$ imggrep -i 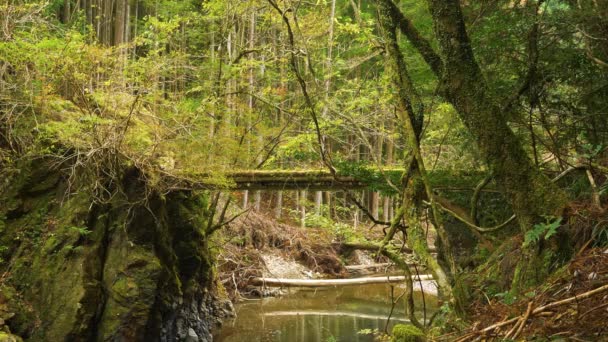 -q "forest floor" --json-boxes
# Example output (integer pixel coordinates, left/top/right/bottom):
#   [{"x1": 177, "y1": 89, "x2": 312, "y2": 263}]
[
  {"x1": 450, "y1": 247, "x2": 608, "y2": 341},
  {"x1": 452, "y1": 202, "x2": 608, "y2": 341}
]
